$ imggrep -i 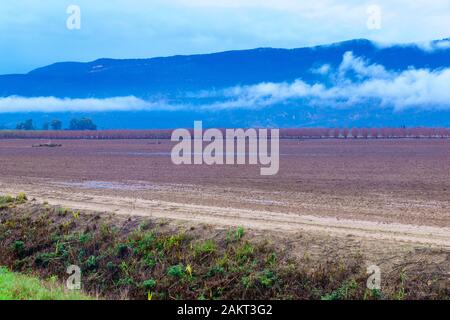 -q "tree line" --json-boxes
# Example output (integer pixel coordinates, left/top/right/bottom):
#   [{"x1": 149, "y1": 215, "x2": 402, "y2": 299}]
[
  {"x1": 1, "y1": 127, "x2": 449, "y2": 140},
  {"x1": 15, "y1": 118, "x2": 97, "y2": 131}
]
